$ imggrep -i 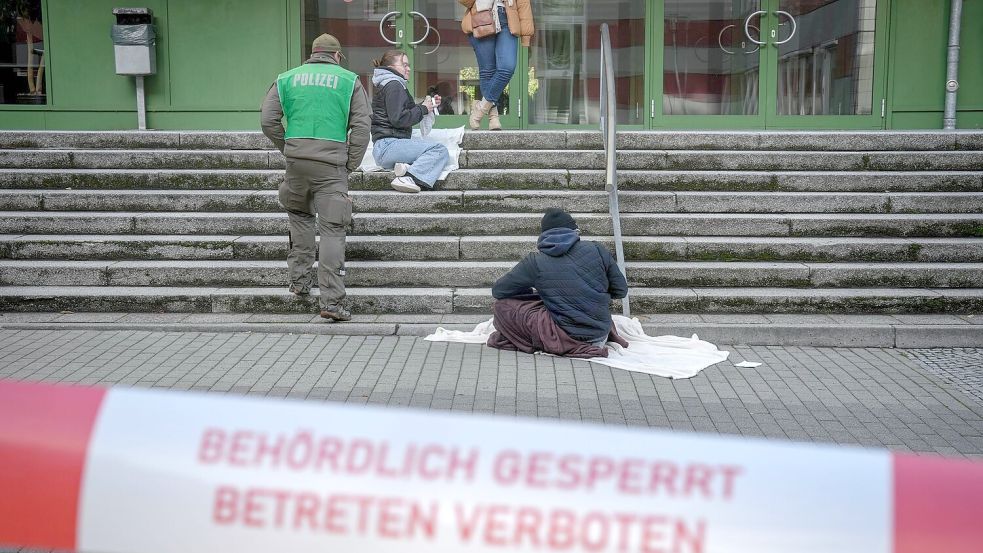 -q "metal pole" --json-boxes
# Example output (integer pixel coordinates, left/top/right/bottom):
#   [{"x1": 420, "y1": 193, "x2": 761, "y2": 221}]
[
  {"x1": 600, "y1": 24, "x2": 629, "y2": 317},
  {"x1": 943, "y1": 0, "x2": 963, "y2": 130},
  {"x1": 136, "y1": 75, "x2": 147, "y2": 130}
]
